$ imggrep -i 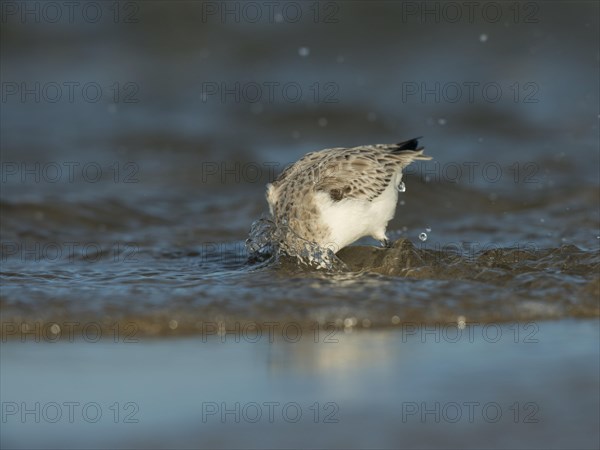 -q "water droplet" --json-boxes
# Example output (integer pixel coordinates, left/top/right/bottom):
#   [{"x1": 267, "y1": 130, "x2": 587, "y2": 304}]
[
  {"x1": 168, "y1": 320, "x2": 178, "y2": 330},
  {"x1": 425, "y1": 227, "x2": 431, "y2": 233},
  {"x1": 437, "y1": 118, "x2": 447, "y2": 125},
  {"x1": 49, "y1": 323, "x2": 61, "y2": 334},
  {"x1": 298, "y1": 46, "x2": 310, "y2": 57},
  {"x1": 291, "y1": 130, "x2": 300, "y2": 139},
  {"x1": 336, "y1": 55, "x2": 345, "y2": 63},
  {"x1": 399, "y1": 200, "x2": 406, "y2": 206},
  {"x1": 479, "y1": 33, "x2": 488, "y2": 43},
  {"x1": 391, "y1": 315, "x2": 400, "y2": 325},
  {"x1": 317, "y1": 117, "x2": 328, "y2": 127},
  {"x1": 397, "y1": 181, "x2": 406, "y2": 193},
  {"x1": 344, "y1": 317, "x2": 357, "y2": 328},
  {"x1": 274, "y1": 12, "x2": 284, "y2": 23},
  {"x1": 419, "y1": 232, "x2": 428, "y2": 242}
]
